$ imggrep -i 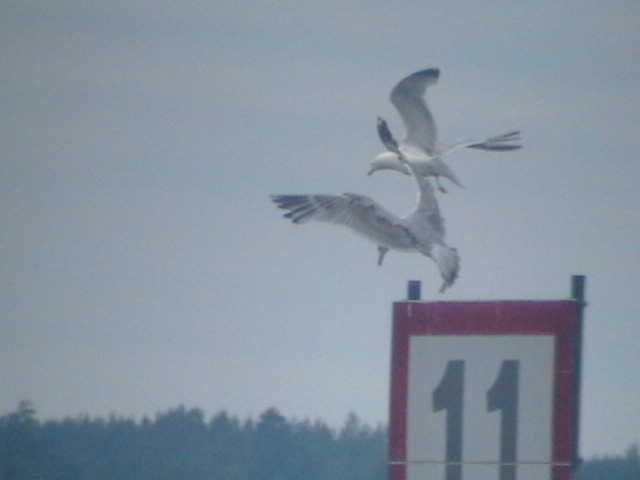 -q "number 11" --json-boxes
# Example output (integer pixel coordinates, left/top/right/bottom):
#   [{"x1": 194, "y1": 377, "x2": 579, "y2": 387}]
[{"x1": 432, "y1": 360, "x2": 520, "y2": 480}]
